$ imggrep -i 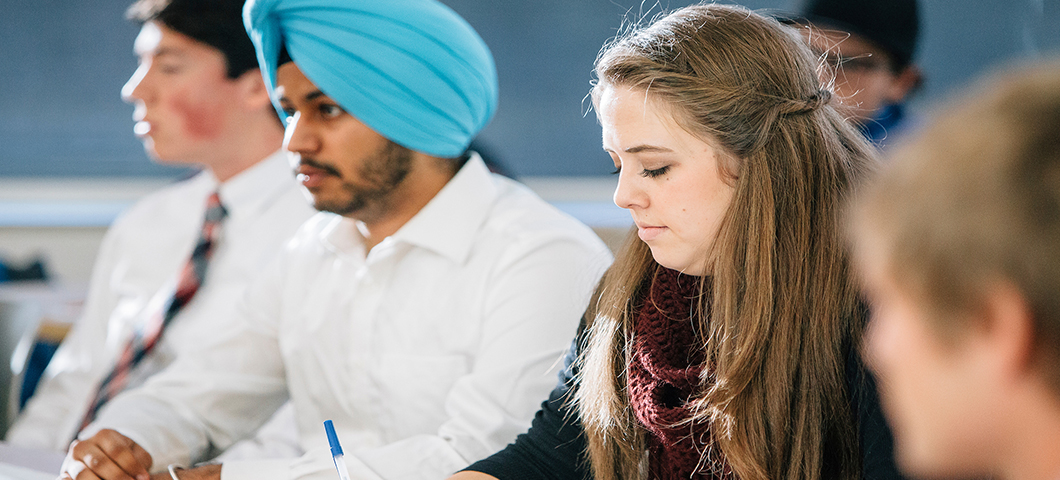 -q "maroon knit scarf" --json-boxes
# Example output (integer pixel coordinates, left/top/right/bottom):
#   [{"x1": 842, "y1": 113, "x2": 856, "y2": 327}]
[{"x1": 628, "y1": 267, "x2": 734, "y2": 480}]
